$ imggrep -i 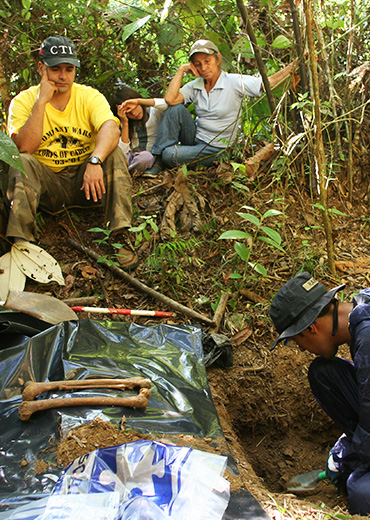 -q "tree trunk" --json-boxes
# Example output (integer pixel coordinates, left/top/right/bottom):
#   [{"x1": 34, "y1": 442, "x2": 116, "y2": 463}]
[
  {"x1": 235, "y1": 0, "x2": 276, "y2": 114},
  {"x1": 0, "y1": 57, "x2": 10, "y2": 123},
  {"x1": 303, "y1": 0, "x2": 336, "y2": 275}
]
